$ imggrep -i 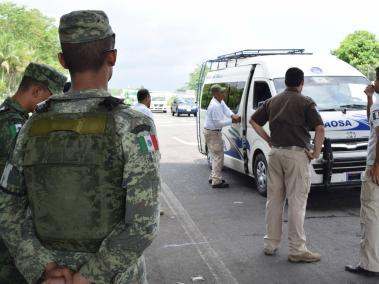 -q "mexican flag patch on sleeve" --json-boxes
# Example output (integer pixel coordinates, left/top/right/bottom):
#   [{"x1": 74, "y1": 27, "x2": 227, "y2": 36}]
[
  {"x1": 9, "y1": 123, "x2": 22, "y2": 138},
  {"x1": 137, "y1": 134, "x2": 159, "y2": 153}
]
